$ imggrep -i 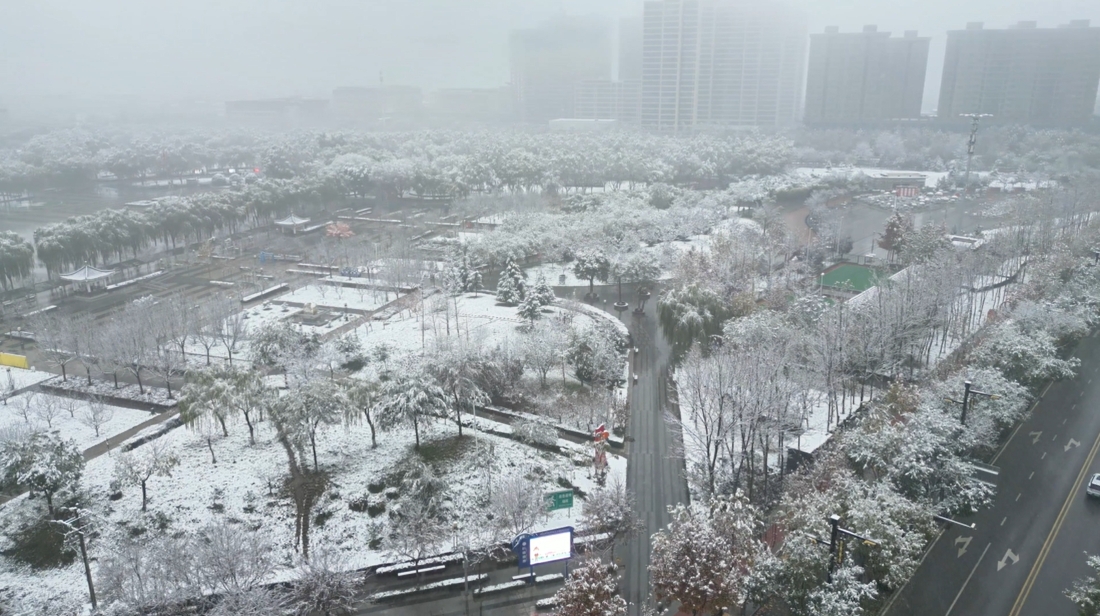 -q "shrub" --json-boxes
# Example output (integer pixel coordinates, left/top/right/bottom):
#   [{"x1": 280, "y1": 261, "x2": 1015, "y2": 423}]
[{"x1": 2, "y1": 515, "x2": 75, "y2": 570}]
